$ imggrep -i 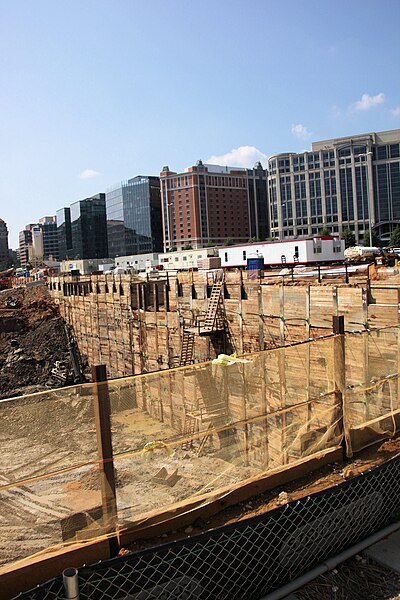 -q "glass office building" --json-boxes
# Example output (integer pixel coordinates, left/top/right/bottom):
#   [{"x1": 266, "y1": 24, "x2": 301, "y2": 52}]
[
  {"x1": 38, "y1": 216, "x2": 59, "y2": 260},
  {"x1": 69, "y1": 194, "x2": 108, "y2": 259},
  {"x1": 247, "y1": 161, "x2": 269, "y2": 241},
  {"x1": 0, "y1": 219, "x2": 9, "y2": 269},
  {"x1": 57, "y1": 208, "x2": 72, "y2": 260},
  {"x1": 106, "y1": 176, "x2": 162, "y2": 258}
]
